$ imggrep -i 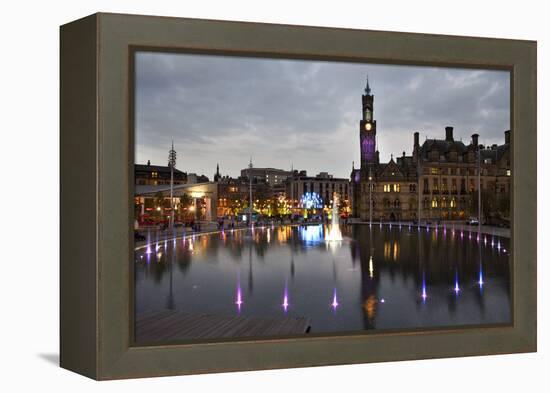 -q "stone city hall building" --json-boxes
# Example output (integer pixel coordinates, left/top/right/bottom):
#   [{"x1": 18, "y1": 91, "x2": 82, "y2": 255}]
[{"x1": 350, "y1": 79, "x2": 511, "y2": 222}]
